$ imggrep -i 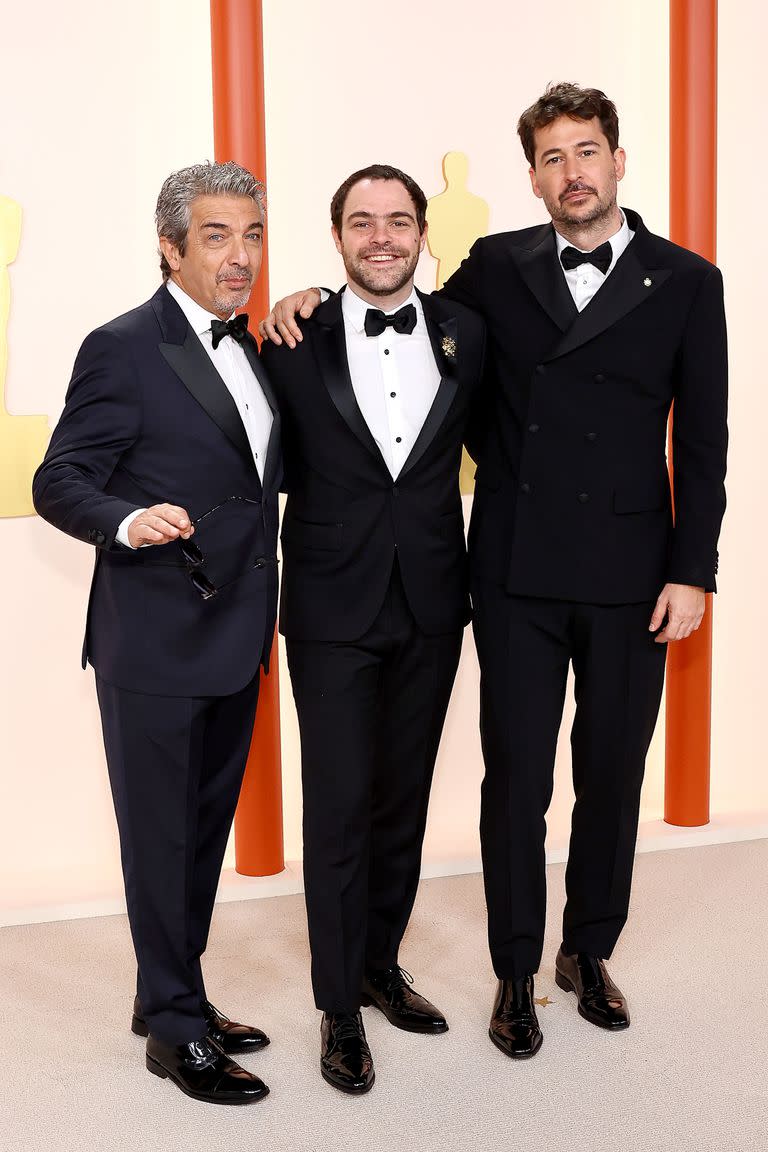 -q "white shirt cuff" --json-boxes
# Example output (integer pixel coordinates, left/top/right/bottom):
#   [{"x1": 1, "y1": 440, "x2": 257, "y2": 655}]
[{"x1": 115, "y1": 509, "x2": 147, "y2": 549}]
